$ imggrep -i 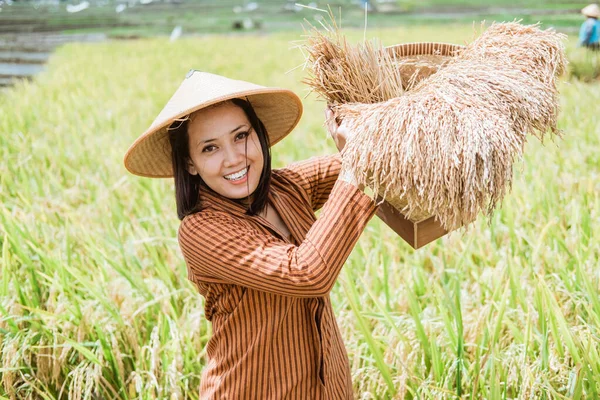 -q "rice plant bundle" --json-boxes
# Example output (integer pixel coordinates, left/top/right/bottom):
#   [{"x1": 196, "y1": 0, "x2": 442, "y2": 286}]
[
  {"x1": 302, "y1": 23, "x2": 407, "y2": 103},
  {"x1": 304, "y1": 22, "x2": 567, "y2": 230}
]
